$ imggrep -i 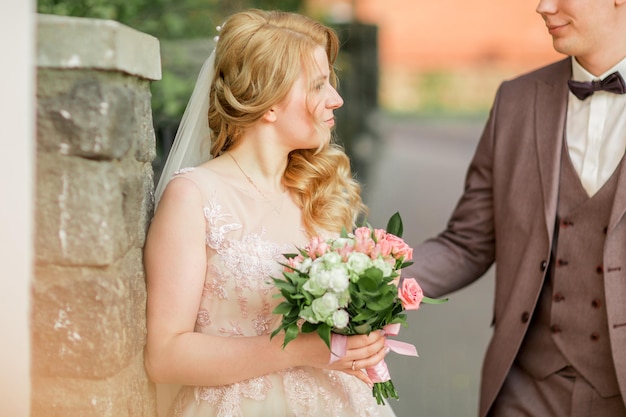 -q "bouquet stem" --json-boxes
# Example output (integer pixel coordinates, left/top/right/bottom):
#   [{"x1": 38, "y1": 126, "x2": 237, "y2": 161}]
[{"x1": 372, "y1": 380, "x2": 399, "y2": 405}]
